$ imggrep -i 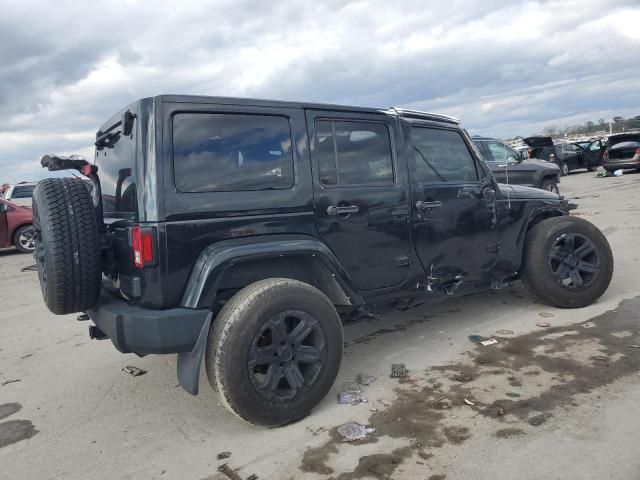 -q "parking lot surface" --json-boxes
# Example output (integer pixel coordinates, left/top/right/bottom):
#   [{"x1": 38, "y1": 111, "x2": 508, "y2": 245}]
[{"x1": 1, "y1": 171, "x2": 640, "y2": 480}]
